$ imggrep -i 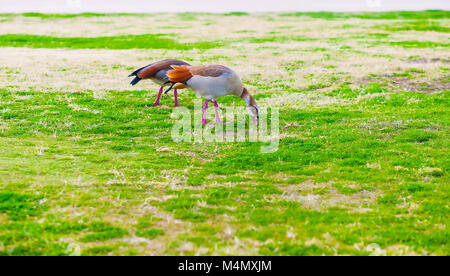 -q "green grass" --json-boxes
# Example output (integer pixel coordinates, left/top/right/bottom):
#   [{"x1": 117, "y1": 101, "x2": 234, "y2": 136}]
[
  {"x1": 6, "y1": 10, "x2": 448, "y2": 20},
  {"x1": 0, "y1": 12, "x2": 449, "y2": 256},
  {"x1": 279, "y1": 10, "x2": 450, "y2": 20},
  {"x1": 135, "y1": 228, "x2": 165, "y2": 239},
  {"x1": 0, "y1": 33, "x2": 320, "y2": 50},
  {"x1": 385, "y1": 40, "x2": 450, "y2": 48},
  {"x1": 0, "y1": 12, "x2": 154, "y2": 19},
  {"x1": 2, "y1": 34, "x2": 446, "y2": 52},
  {"x1": 0, "y1": 87, "x2": 448, "y2": 255},
  {"x1": 378, "y1": 20, "x2": 450, "y2": 32},
  {"x1": 0, "y1": 34, "x2": 220, "y2": 50},
  {"x1": 0, "y1": 192, "x2": 48, "y2": 220}
]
